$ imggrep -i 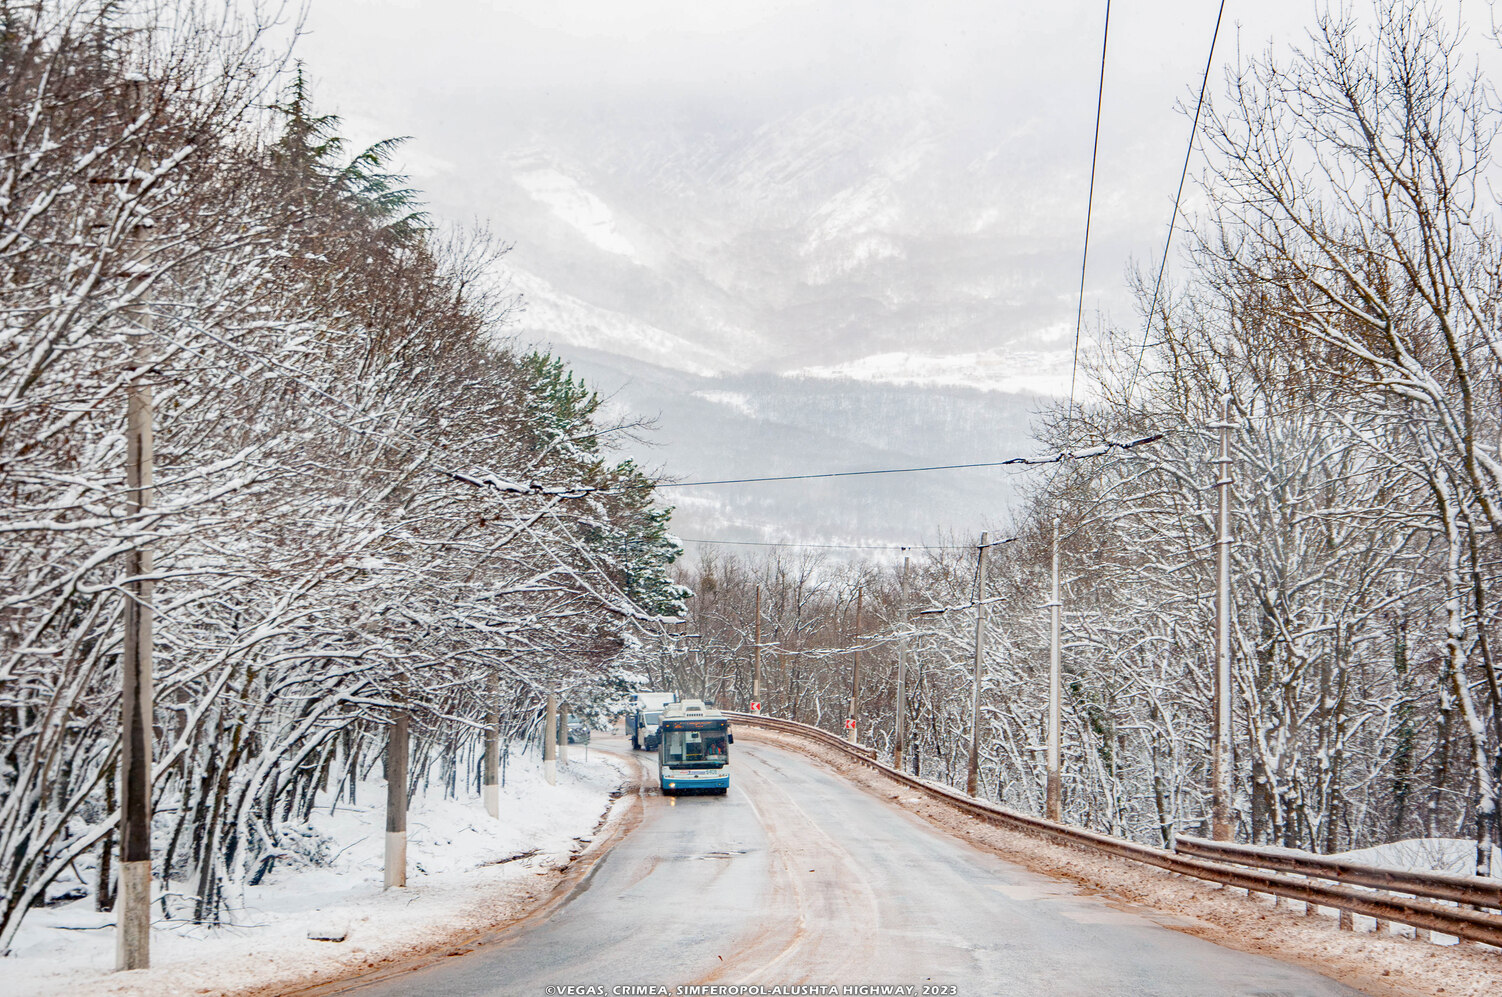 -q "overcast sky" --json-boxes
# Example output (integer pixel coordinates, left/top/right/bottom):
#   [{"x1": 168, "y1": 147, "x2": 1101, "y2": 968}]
[
  {"x1": 287, "y1": 1, "x2": 1501, "y2": 375},
  {"x1": 296, "y1": 2, "x2": 1318, "y2": 167}
]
